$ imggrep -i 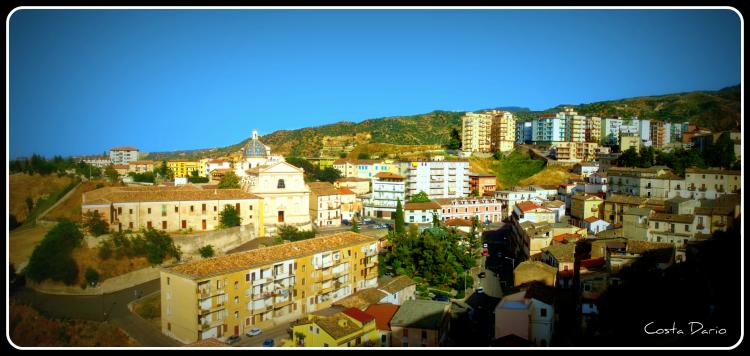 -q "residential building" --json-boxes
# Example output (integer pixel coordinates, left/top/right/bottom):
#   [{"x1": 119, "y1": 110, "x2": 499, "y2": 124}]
[
  {"x1": 582, "y1": 217, "x2": 610, "y2": 234},
  {"x1": 364, "y1": 304, "x2": 400, "y2": 347},
  {"x1": 490, "y1": 110, "x2": 517, "y2": 153},
  {"x1": 681, "y1": 124, "x2": 712, "y2": 144},
  {"x1": 494, "y1": 283, "x2": 555, "y2": 347},
  {"x1": 436, "y1": 196, "x2": 504, "y2": 224},
  {"x1": 513, "y1": 201, "x2": 555, "y2": 225},
  {"x1": 168, "y1": 160, "x2": 201, "y2": 178},
  {"x1": 495, "y1": 186, "x2": 558, "y2": 219},
  {"x1": 363, "y1": 172, "x2": 406, "y2": 219},
  {"x1": 622, "y1": 207, "x2": 651, "y2": 241},
  {"x1": 334, "y1": 177, "x2": 371, "y2": 196},
  {"x1": 677, "y1": 167, "x2": 741, "y2": 199},
  {"x1": 570, "y1": 193, "x2": 603, "y2": 227},
  {"x1": 389, "y1": 300, "x2": 451, "y2": 347},
  {"x1": 600, "y1": 117, "x2": 639, "y2": 146},
  {"x1": 160, "y1": 232, "x2": 380, "y2": 344},
  {"x1": 638, "y1": 119, "x2": 651, "y2": 146},
  {"x1": 202, "y1": 159, "x2": 232, "y2": 178},
  {"x1": 404, "y1": 202, "x2": 442, "y2": 225},
  {"x1": 670, "y1": 122, "x2": 690, "y2": 142},
  {"x1": 334, "y1": 276, "x2": 417, "y2": 311},
  {"x1": 531, "y1": 116, "x2": 563, "y2": 143},
  {"x1": 647, "y1": 213, "x2": 696, "y2": 250},
  {"x1": 607, "y1": 166, "x2": 683, "y2": 199},
  {"x1": 650, "y1": 121, "x2": 671, "y2": 148},
  {"x1": 290, "y1": 307, "x2": 379, "y2": 347},
  {"x1": 572, "y1": 162, "x2": 599, "y2": 178},
  {"x1": 338, "y1": 188, "x2": 360, "y2": 222},
  {"x1": 540, "y1": 243, "x2": 575, "y2": 272},
  {"x1": 406, "y1": 159, "x2": 470, "y2": 199},
  {"x1": 461, "y1": 112, "x2": 494, "y2": 153},
  {"x1": 81, "y1": 156, "x2": 112, "y2": 168},
  {"x1": 541, "y1": 200, "x2": 566, "y2": 223},
  {"x1": 332, "y1": 159, "x2": 400, "y2": 179},
  {"x1": 109, "y1": 146, "x2": 139, "y2": 165},
  {"x1": 516, "y1": 121, "x2": 533, "y2": 144},
  {"x1": 468, "y1": 173, "x2": 498, "y2": 196},
  {"x1": 516, "y1": 221, "x2": 553, "y2": 259},
  {"x1": 82, "y1": 185, "x2": 263, "y2": 236},
  {"x1": 308, "y1": 182, "x2": 342, "y2": 228},
  {"x1": 209, "y1": 168, "x2": 233, "y2": 183},
  {"x1": 128, "y1": 160, "x2": 155, "y2": 174},
  {"x1": 619, "y1": 133, "x2": 641, "y2": 153},
  {"x1": 565, "y1": 113, "x2": 587, "y2": 142},
  {"x1": 550, "y1": 141, "x2": 599, "y2": 162},
  {"x1": 113, "y1": 164, "x2": 129, "y2": 177},
  {"x1": 240, "y1": 161, "x2": 312, "y2": 235},
  {"x1": 513, "y1": 261, "x2": 557, "y2": 288}
]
